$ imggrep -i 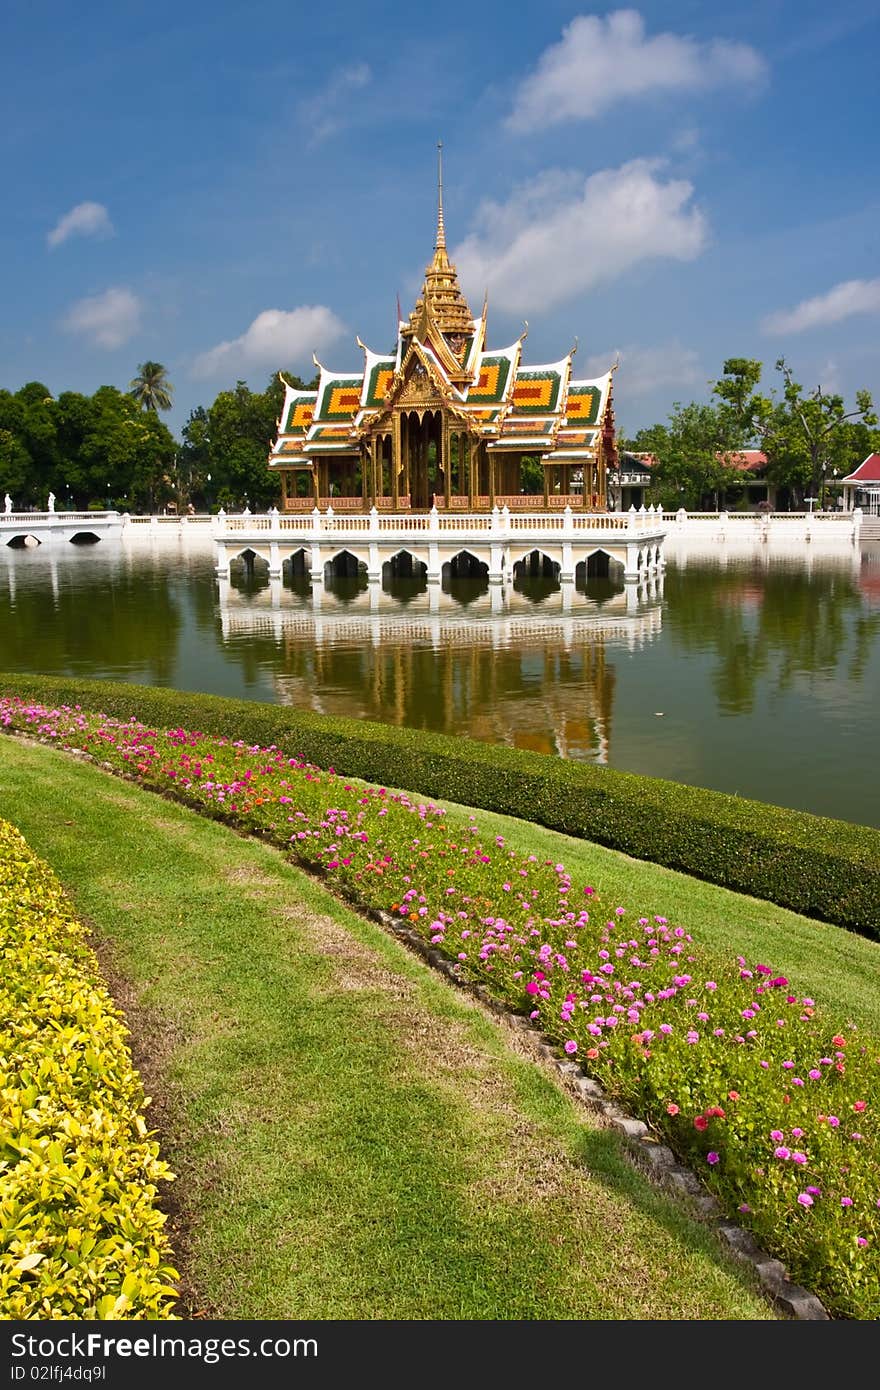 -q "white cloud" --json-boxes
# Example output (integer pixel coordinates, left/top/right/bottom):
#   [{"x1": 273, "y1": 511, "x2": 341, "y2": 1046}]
[
  {"x1": 300, "y1": 62, "x2": 371, "y2": 144},
  {"x1": 192, "y1": 306, "x2": 348, "y2": 379},
  {"x1": 48, "y1": 201, "x2": 114, "y2": 249},
  {"x1": 583, "y1": 343, "x2": 701, "y2": 397},
  {"x1": 62, "y1": 287, "x2": 141, "y2": 349},
  {"x1": 454, "y1": 160, "x2": 707, "y2": 315},
  {"x1": 507, "y1": 9, "x2": 766, "y2": 131},
  {"x1": 761, "y1": 278, "x2": 880, "y2": 335}
]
